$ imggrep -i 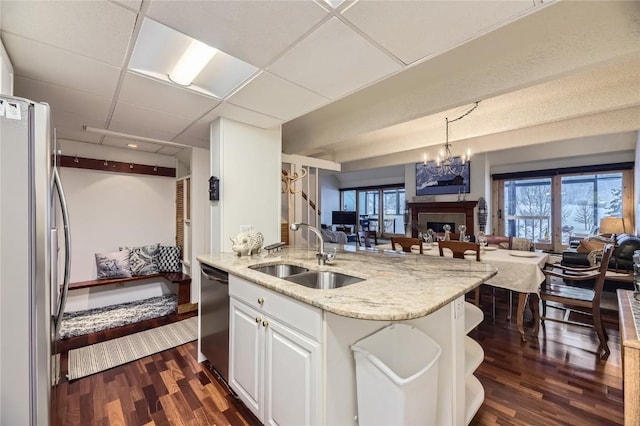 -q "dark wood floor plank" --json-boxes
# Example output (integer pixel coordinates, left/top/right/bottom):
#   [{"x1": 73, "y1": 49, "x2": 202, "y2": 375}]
[
  {"x1": 106, "y1": 399, "x2": 125, "y2": 426},
  {"x1": 53, "y1": 291, "x2": 624, "y2": 426}
]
